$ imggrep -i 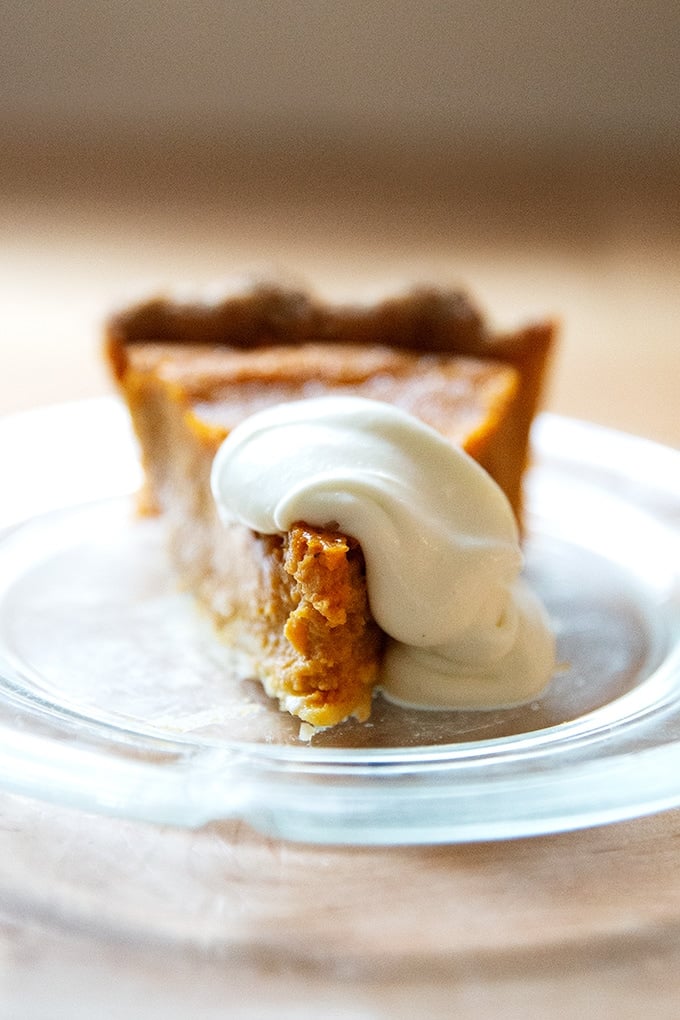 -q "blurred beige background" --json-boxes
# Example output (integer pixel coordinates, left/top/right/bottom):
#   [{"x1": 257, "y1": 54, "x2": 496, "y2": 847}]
[{"x1": 1, "y1": 0, "x2": 679, "y2": 443}]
